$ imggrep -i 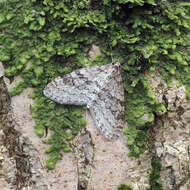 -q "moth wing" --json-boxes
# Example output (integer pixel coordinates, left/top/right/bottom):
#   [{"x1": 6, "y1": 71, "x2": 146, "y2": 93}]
[
  {"x1": 89, "y1": 67, "x2": 125, "y2": 140},
  {"x1": 43, "y1": 64, "x2": 114, "y2": 105}
]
